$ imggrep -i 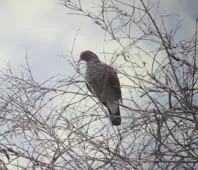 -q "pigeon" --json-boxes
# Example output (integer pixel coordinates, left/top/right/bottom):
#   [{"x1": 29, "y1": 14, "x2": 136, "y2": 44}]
[{"x1": 78, "y1": 50, "x2": 122, "y2": 126}]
